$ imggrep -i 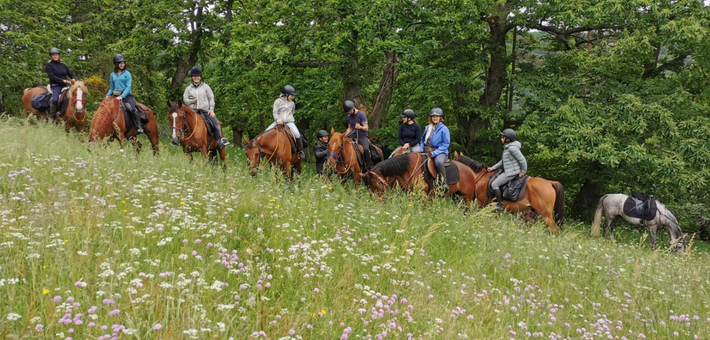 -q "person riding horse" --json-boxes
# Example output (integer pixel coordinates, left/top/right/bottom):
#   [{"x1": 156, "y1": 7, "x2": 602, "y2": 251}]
[
  {"x1": 106, "y1": 54, "x2": 142, "y2": 134},
  {"x1": 343, "y1": 100, "x2": 372, "y2": 175},
  {"x1": 314, "y1": 129, "x2": 329, "y2": 175},
  {"x1": 265, "y1": 85, "x2": 304, "y2": 158},
  {"x1": 182, "y1": 67, "x2": 230, "y2": 148},
  {"x1": 45, "y1": 47, "x2": 76, "y2": 121},
  {"x1": 487, "y1": 128, "x2": 528, "y2": 212},
  {"x1": 420, "y1": 108, "x2": 450, "y2": 185},
  {"x1": 390, "y1": 109, "x2": 422, "y2": 158}
]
